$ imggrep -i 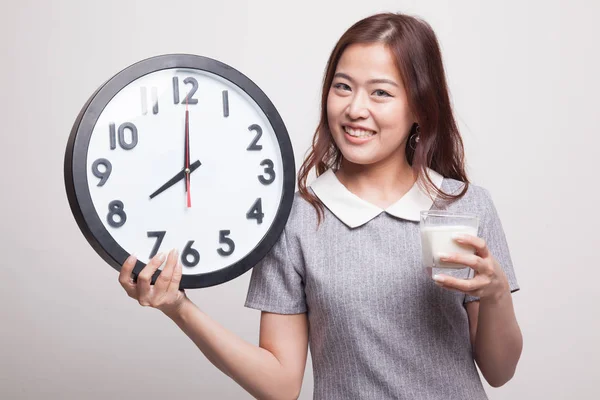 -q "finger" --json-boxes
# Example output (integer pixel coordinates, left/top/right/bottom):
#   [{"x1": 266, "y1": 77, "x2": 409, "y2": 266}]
[
  {"x1": 433, "y1": 274, "x2": 488, "y2": 293},
  {"x1": 137, "y1": 252, "x2": 167, "y2": 304},
  {"x1": 154, "y1": 249, "x2": 179, "y2": 293},
  {"x1": 439, "y1": 252, "x2": 487, "y2": 273},
  {"x1": 453, "y1": 233, "x2": 490, "y2": 258},
  {"x1": 118, "y1": 254, "x2": 138, "y2": 297},
  {"x1": 168, "y1": 260, "x2": 183, "y2": 294}
]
